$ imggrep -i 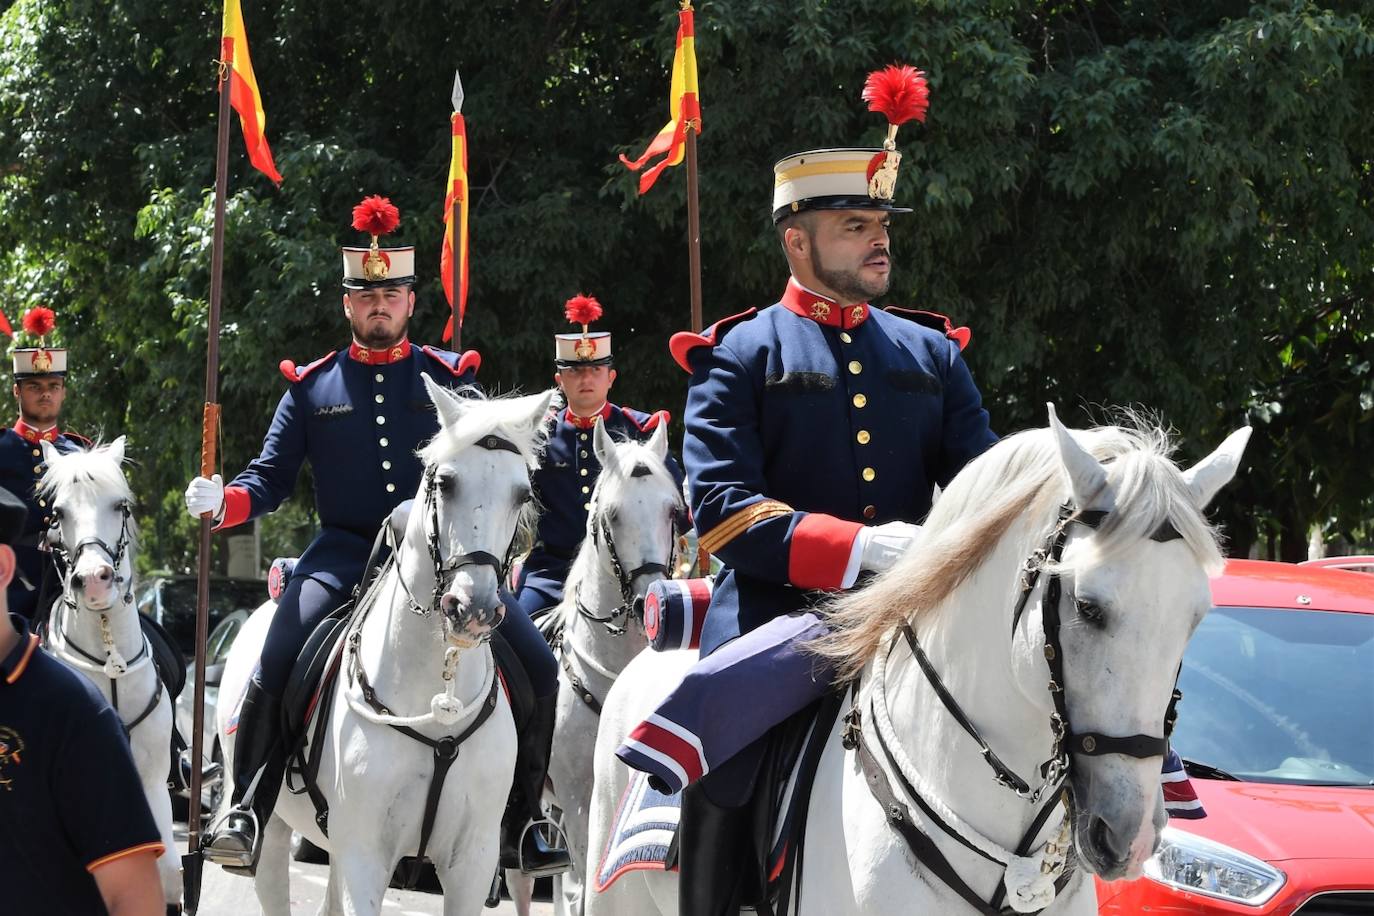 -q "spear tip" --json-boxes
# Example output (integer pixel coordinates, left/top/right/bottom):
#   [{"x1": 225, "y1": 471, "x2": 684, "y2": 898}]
[{"x1": 451, "y1": 69, "x2": 464, "y2": 113}]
